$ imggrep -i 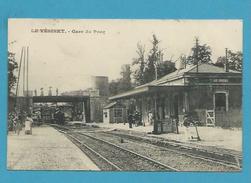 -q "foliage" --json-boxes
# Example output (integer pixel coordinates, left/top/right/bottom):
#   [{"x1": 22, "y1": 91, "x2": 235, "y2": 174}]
[
  {"x1": 214, "y1": 50, "x2": 242, "y2": 71},
  {"x1": 118, "y1": 64, "x2": 132, "y2": 91},
  {"x1": 132, "y1": 43, "x2": 146, "y2": 86},
  {"x1": 109, "y1": 80, "x2": 120, "y2": 96},
  {"x1": 186, "y1": 43, "x2": 212, "y2": 65},
  {"x1": 8, "y1": 52, "x2": 18, "y2": 94},
  {"x1": 157, "y1": 60, "x2": 176, "y2": 78},
  {"x1": 133, "y1": 34, "x2": 176, "y2": 85},
  {"x1": 109, "y1": 64, "x2": 132, "y2": 96},
  {"x1": 144, "y1": 34, "x2": 161, "y2": 82},
  {"x1": 110, "y1": 37, "x2": 217, "y2": 96}
]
